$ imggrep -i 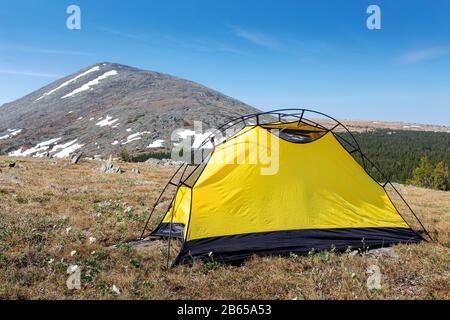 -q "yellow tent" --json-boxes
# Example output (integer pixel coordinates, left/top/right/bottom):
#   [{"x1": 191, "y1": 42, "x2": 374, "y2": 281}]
[{"x1": 147, "y1": 111, "x2": 424, "y2": 265}]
